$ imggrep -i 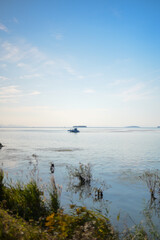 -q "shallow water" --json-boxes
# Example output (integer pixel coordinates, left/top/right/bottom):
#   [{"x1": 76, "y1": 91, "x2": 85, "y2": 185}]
[{"x1": 0, "y1": 127, "x2": 160, "y2": 229}]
